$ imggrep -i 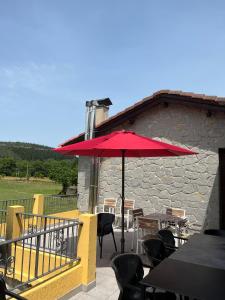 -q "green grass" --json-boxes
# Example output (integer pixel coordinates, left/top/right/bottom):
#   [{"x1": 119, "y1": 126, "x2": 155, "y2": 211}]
[
  {"x1": 0, "y1": 179, "x2": 61, "y2": 200},
  {"x1": 0, "y1": 179, "x2": 77, "y2": 215}
]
